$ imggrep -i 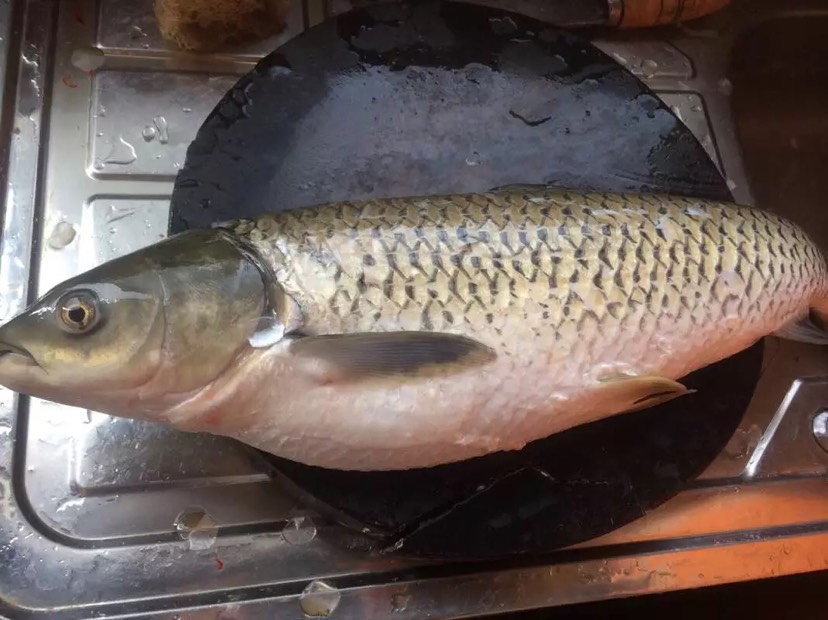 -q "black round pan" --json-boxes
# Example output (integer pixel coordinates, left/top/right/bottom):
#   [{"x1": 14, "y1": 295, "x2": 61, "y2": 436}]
[{"x1": 170, "y1": 0, "x2": 761, "y2": 559}]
